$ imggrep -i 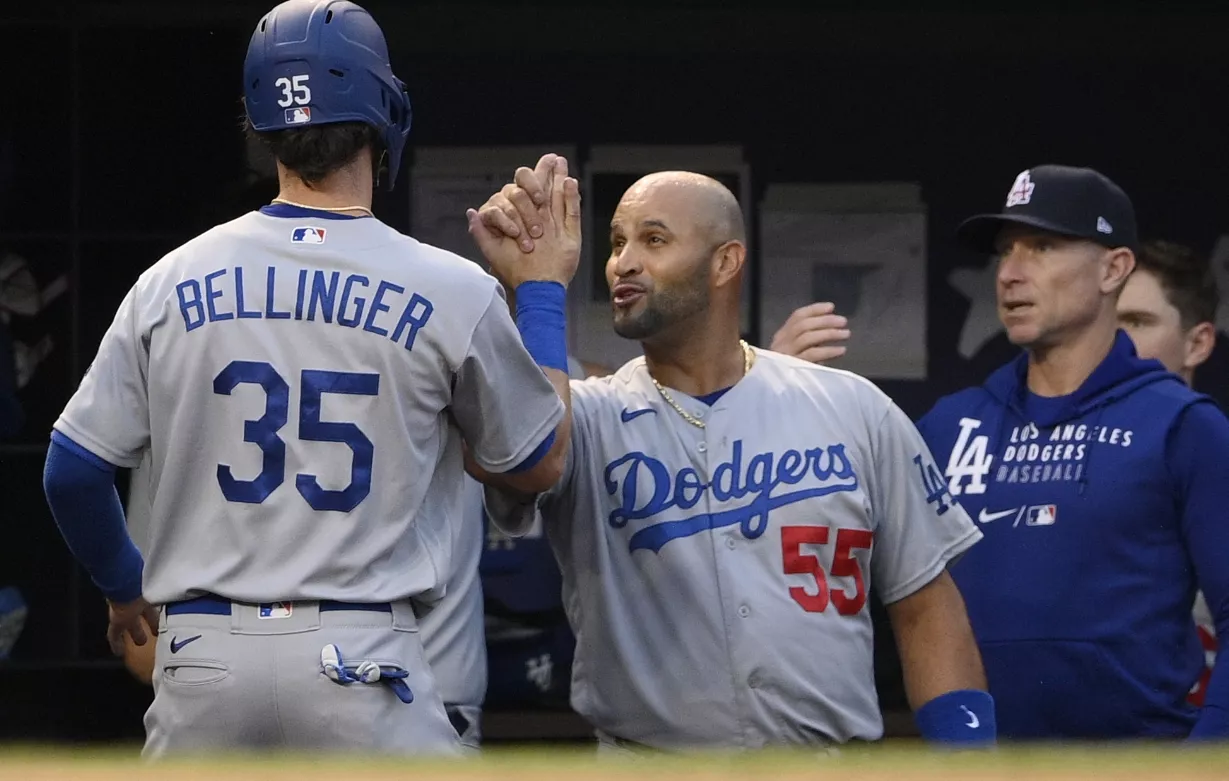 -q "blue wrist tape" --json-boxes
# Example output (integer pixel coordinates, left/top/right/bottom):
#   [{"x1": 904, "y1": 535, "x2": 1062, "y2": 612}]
[
  {"x1": 514, "y1": 281, "x2": 569, "y2": 373},
  {"x1": 915, "y1": 689, "x2": 997, "y2": 747}
]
